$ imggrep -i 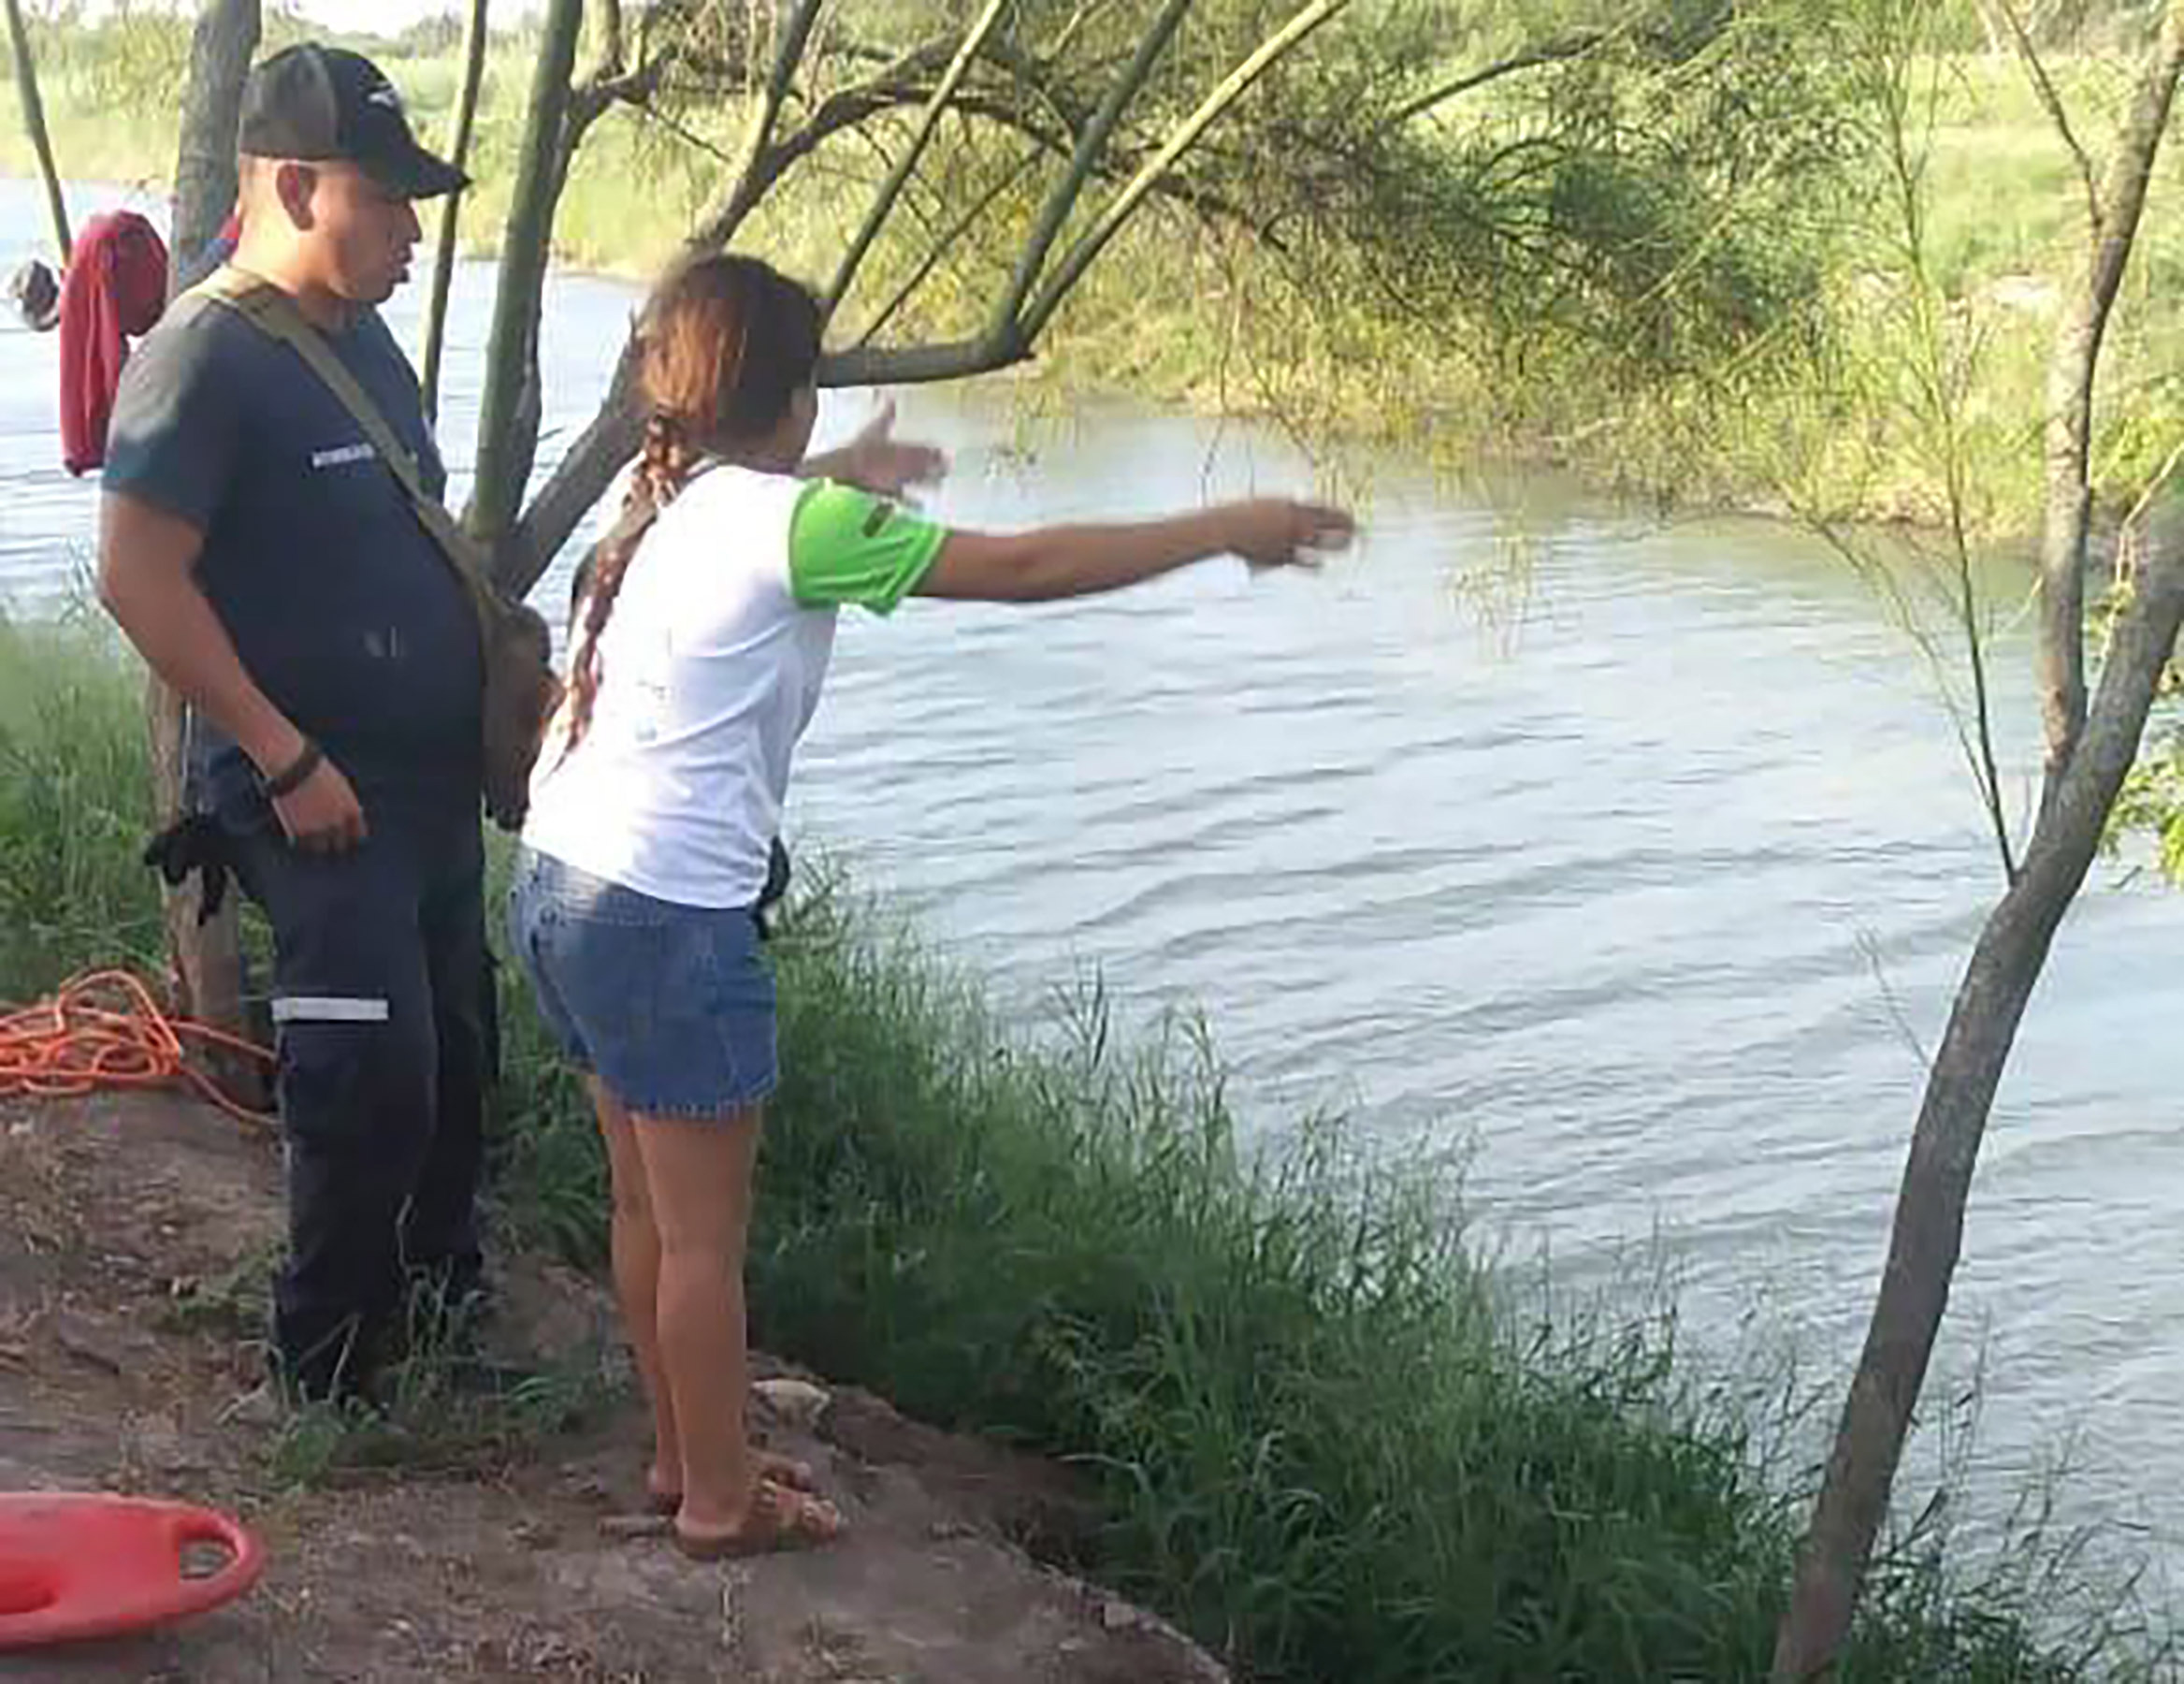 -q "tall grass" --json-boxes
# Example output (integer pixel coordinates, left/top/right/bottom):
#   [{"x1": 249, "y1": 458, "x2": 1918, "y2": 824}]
[
  {"x1": 499, "y1": 870, "x2": 2174, "y2": 1681},
  {"x1": 0, "y1": 612, "x2": 162, "y2": 999},
  {"x1": 5, "y1": 618, "x2": 2173, "y2": 1678}
]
